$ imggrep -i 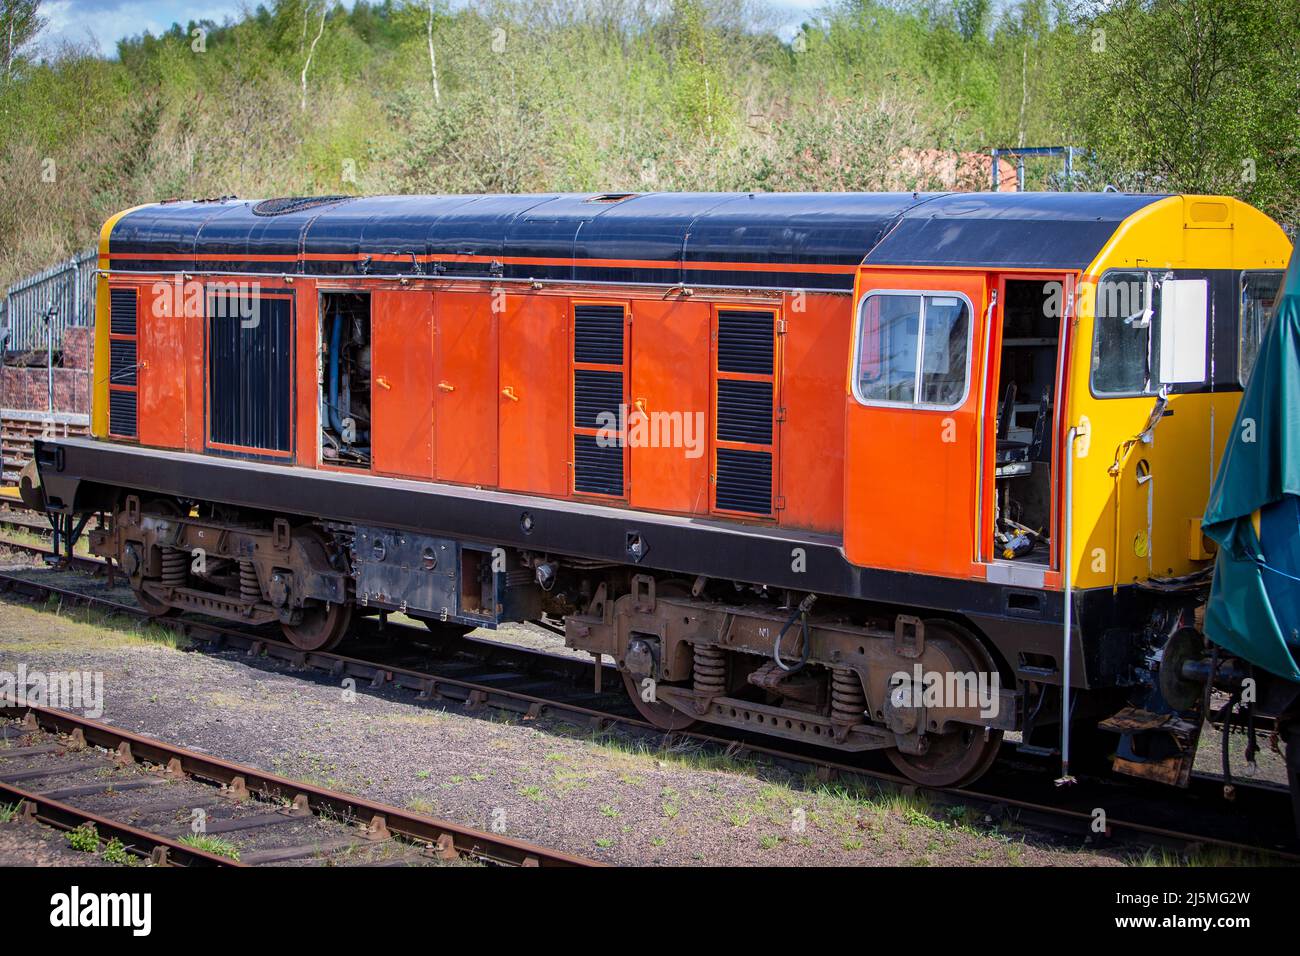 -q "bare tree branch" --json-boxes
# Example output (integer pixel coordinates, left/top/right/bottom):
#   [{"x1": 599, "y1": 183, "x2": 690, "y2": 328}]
[
  {"x1": 300, "y1": 1, "x2": 327, "y2": 113},
  {"x1": 427, "y1": 0, "x2": 440, "y2": 105}
]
